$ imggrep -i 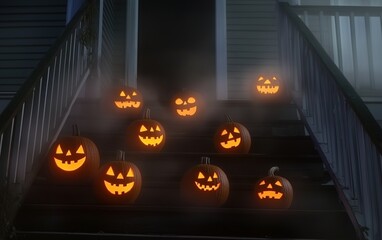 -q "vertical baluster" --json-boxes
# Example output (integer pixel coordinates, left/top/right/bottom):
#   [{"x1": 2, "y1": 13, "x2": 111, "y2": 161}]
[
  {"x1": 54, "y1": 49, "x2": 63, "y2": 128},
  {"x1": 334, "y1": 12, "x2": 343, "y2": 71},
  {"x1": 31, "y1": 81, "x2": 42, "y2": 165},
  {"x1": 5, "y1": 119, "x2": 15, "y2": 180},
  {"x1": 24, "y1": 92, "x2": 35, "y2": 174},
  {"x1": 60, "y1": 41, "x2": 69, "y2": 117},
  {"x1": 66, "y1": 34, "x2": 74, "y2": 100},
  {"x1": 349, "y1": 12, "x2": 359, "y2": 88},
  {"x1": 9, "y1": 104, "x2": 24, "y2": 184},
  {"x1": 39, "y1": 70, "x2": 50, "y2": 151},
  {"x1": 364, "y1": 13, "x2": 375, "y2": 89},
  {"x1": 46, "y1": 57, "x2": 57, "y2": 142}
]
